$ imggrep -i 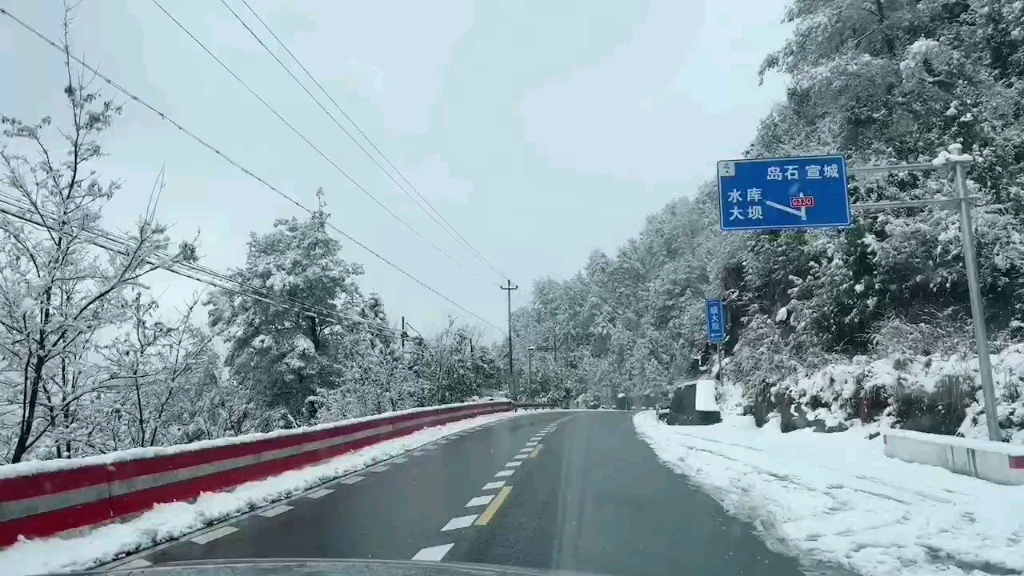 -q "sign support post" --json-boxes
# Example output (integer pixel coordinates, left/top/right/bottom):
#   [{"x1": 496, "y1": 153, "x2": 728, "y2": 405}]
[
  {"x1": 952, "y1": 152, "x2": 1001, "y2": 441},
  {"x1": 717, "y1": 345, "x2": 723, "y2": 385}
]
